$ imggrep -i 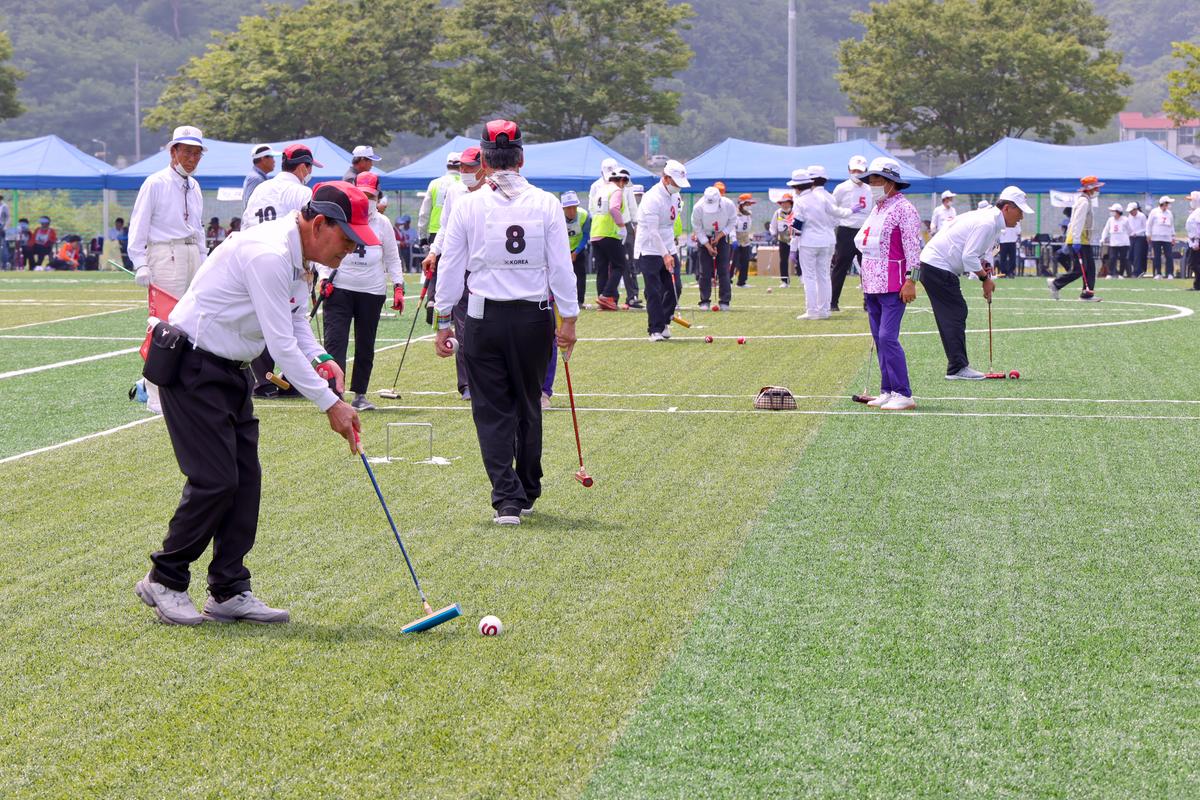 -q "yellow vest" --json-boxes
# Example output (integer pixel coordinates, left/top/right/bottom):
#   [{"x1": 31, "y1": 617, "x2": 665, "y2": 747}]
[
  {"x1": 427, "y1": 174, "x2": 460, "y2": 235},
  {"x1": 590, "y1": 183, "x2": 625, "y2": 240}
]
